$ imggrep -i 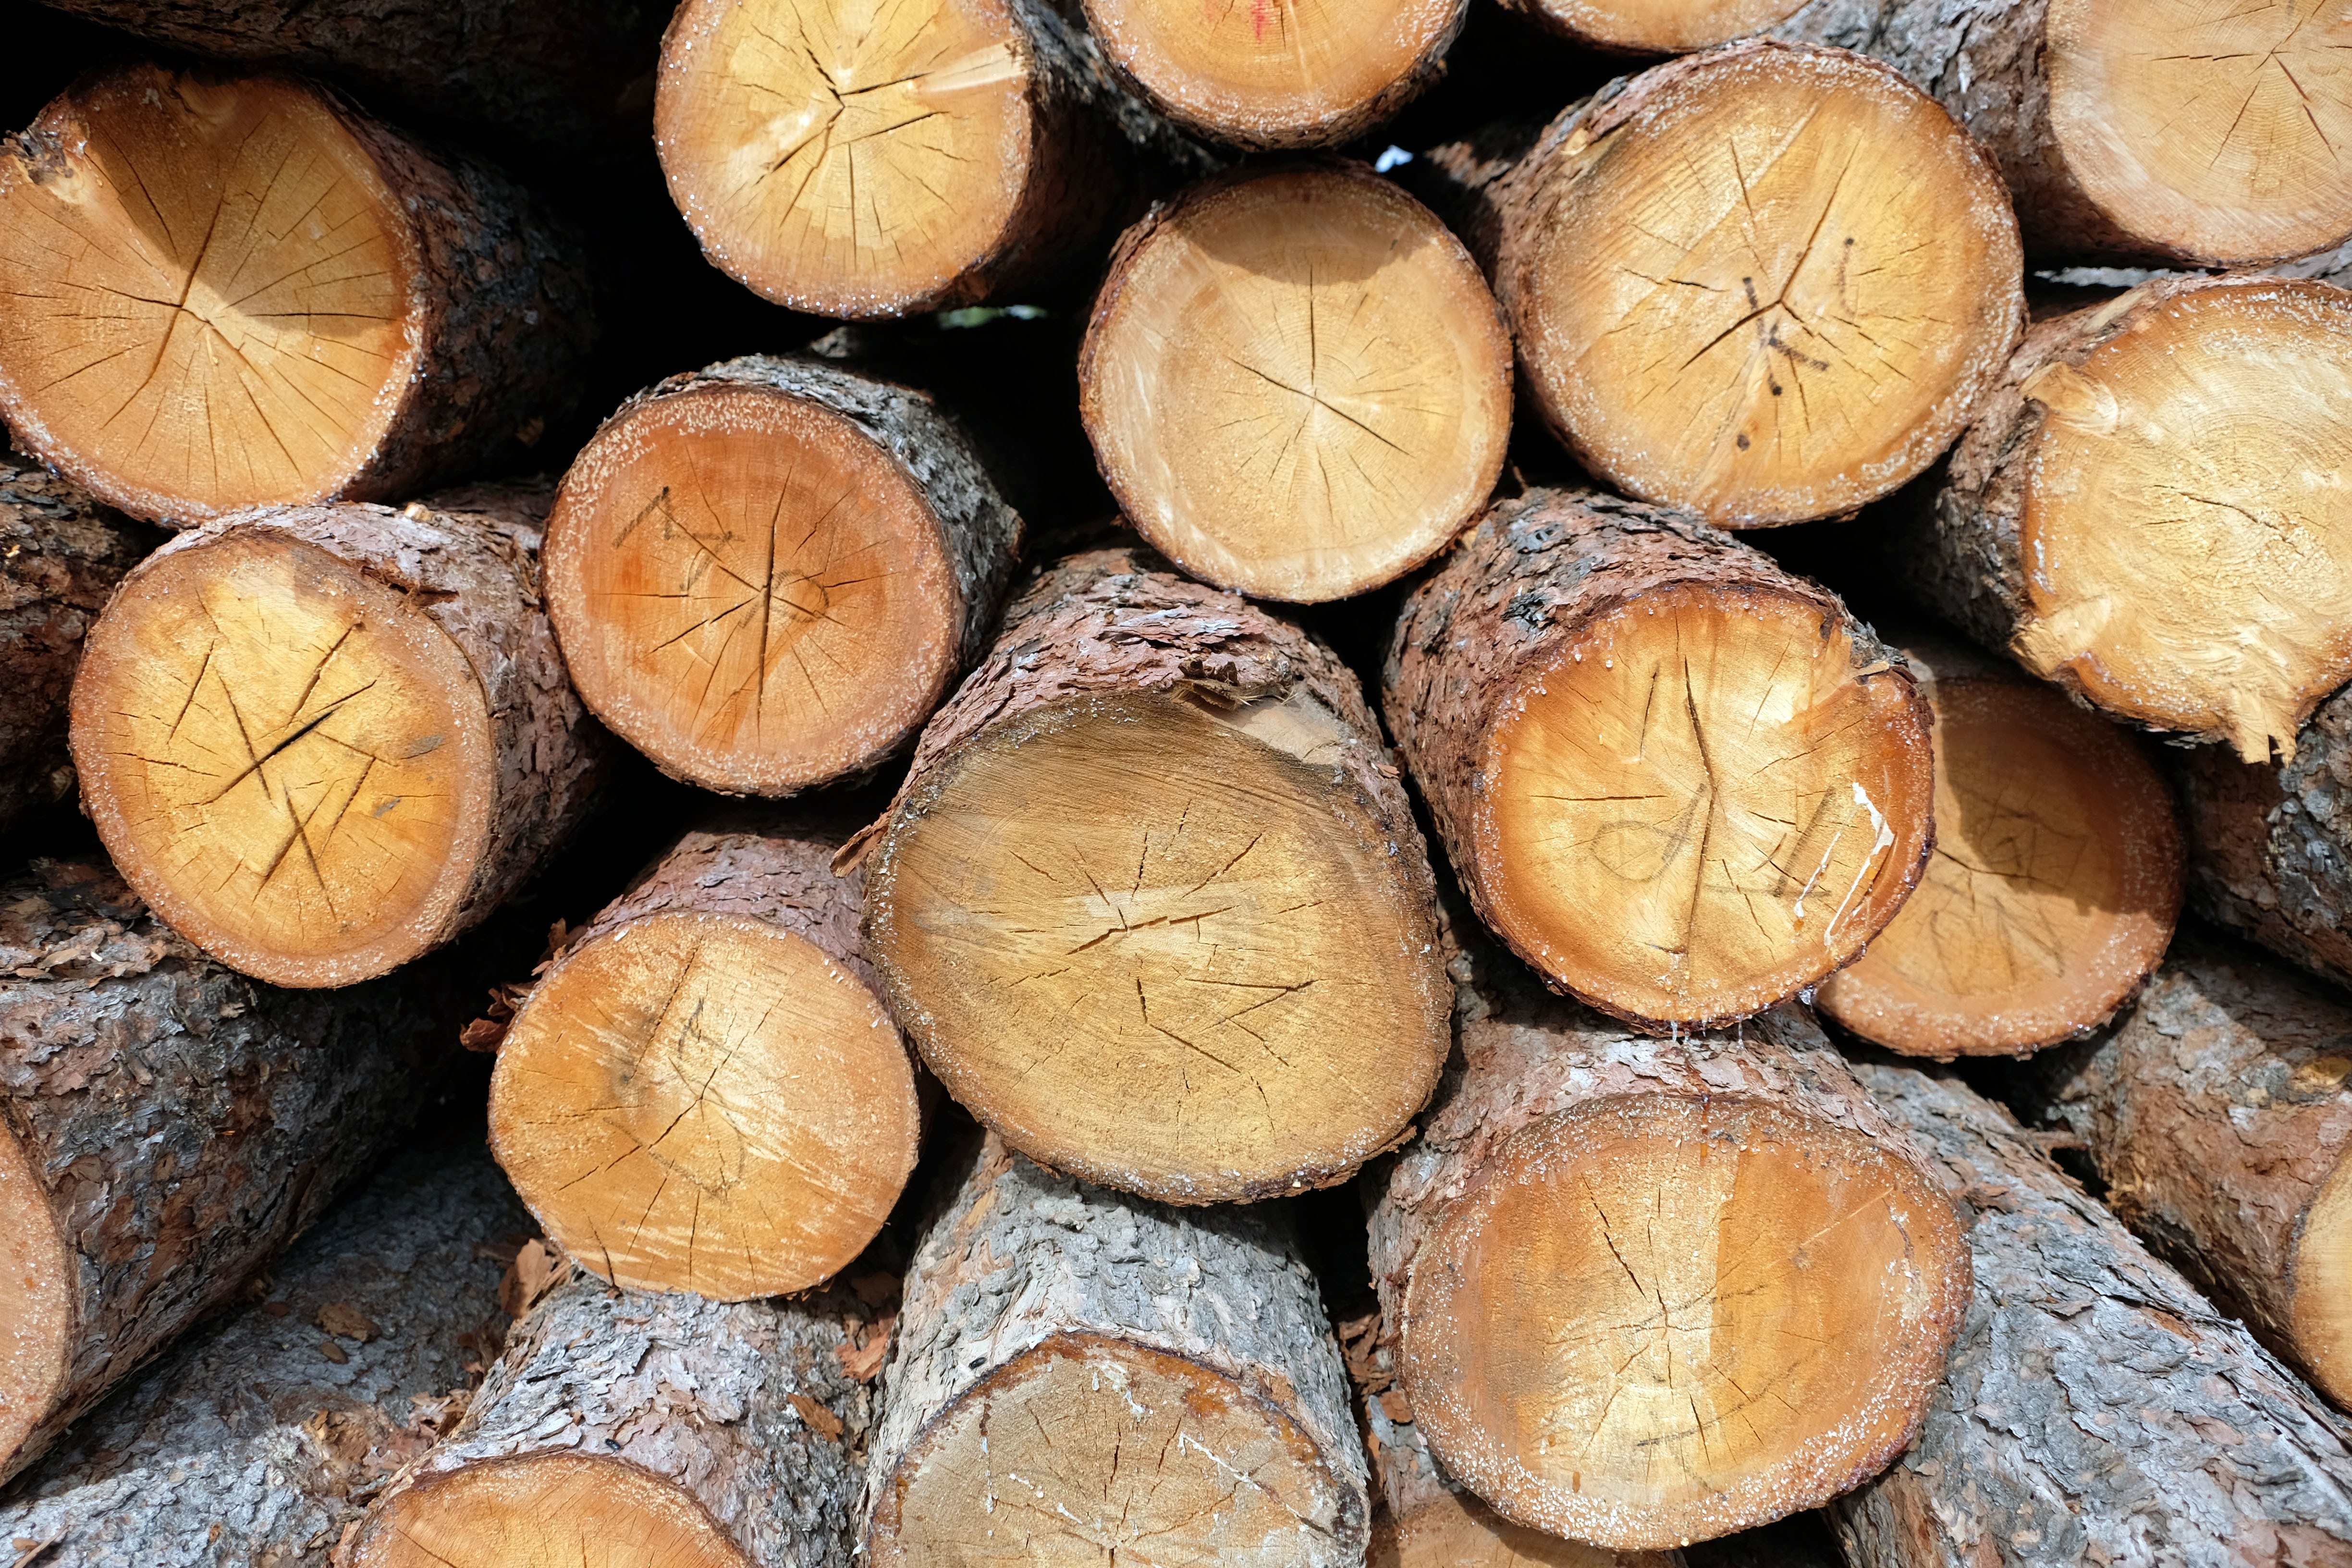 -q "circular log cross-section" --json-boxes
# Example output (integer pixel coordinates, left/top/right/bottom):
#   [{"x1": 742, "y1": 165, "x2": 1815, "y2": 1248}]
[
  {"x1": 1461, "y1": 41, "x2": 2020, "y2": 527},
  {"x1": 544, "y1": 358, "x2": 1020, "y2": 796},
  {"x1": 490, "y1": 823, "x2": 920, "y2": 1300},
  {"x1": 1081, "y1": 0, "x2": 1462, "y2": 148},
  {"x1": 1508, "y1": 0, "x2": 1807, "y2": 56},
  {"x1": 1816, "y1": 656, "x2": 2181, "y2": 1058},
  {"x1": 1385, "y1": 490, "x2": 1933, "y2": 1030},
  {"x1": 1080, "y1": 164, "x2": 1511, "y2": 602},
  {"x1": 864, "y1": 548, "x2": 1449, "y2": 1203},
  {"x1": 0, "y1": 65, "x2": 592, "y2": 527}
]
